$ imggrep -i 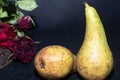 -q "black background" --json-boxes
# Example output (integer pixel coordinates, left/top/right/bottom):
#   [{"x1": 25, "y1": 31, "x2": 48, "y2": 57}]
[{"x1": 0, "y1": 0, "x2": 120, "y2": 80}]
